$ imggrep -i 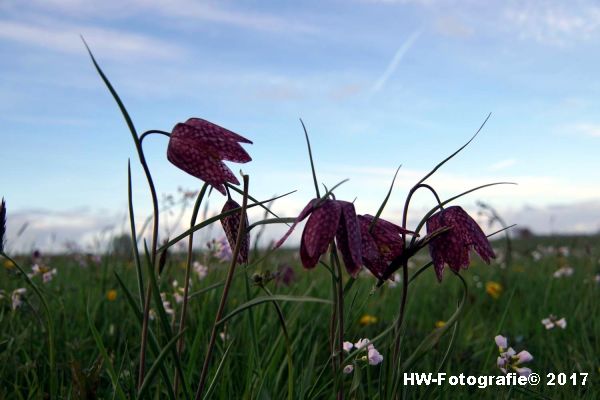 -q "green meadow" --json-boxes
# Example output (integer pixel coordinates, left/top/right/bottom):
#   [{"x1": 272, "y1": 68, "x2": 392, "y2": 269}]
[{"x1": 1, "y1": 235, "x2": 598, "y2": 399}]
